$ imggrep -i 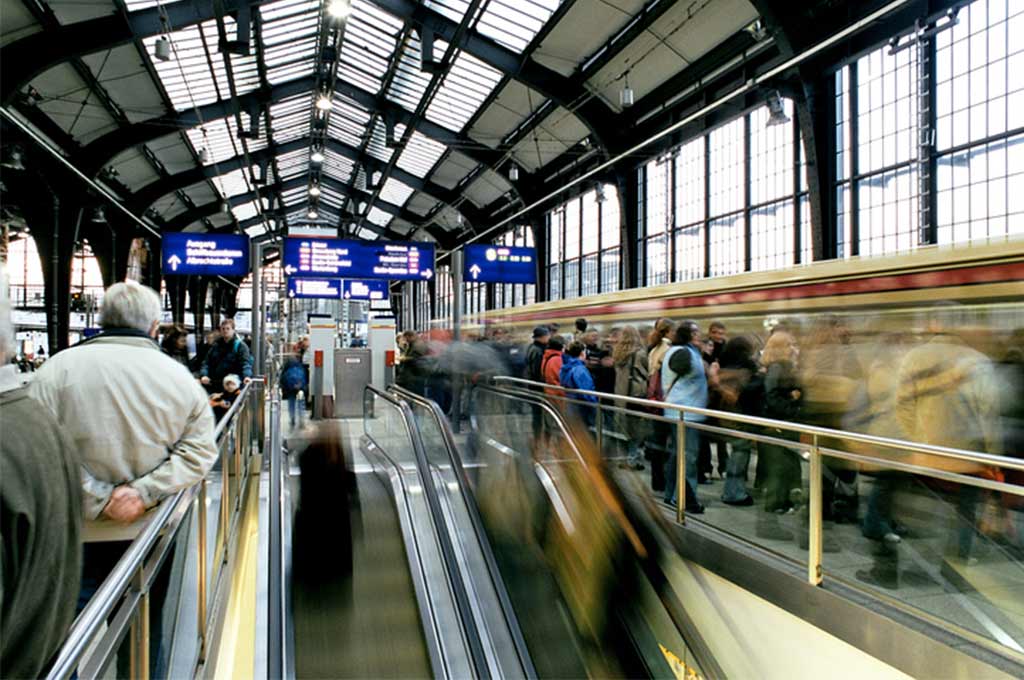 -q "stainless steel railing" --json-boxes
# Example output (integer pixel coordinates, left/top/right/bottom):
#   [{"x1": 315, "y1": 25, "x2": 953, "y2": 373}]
[
  {"x1": 491, "y1": 376, "x2": 1024, "y2": 587},
  {"x1": 47, "y1": 378, "x2": 268, "y2": 680}
]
